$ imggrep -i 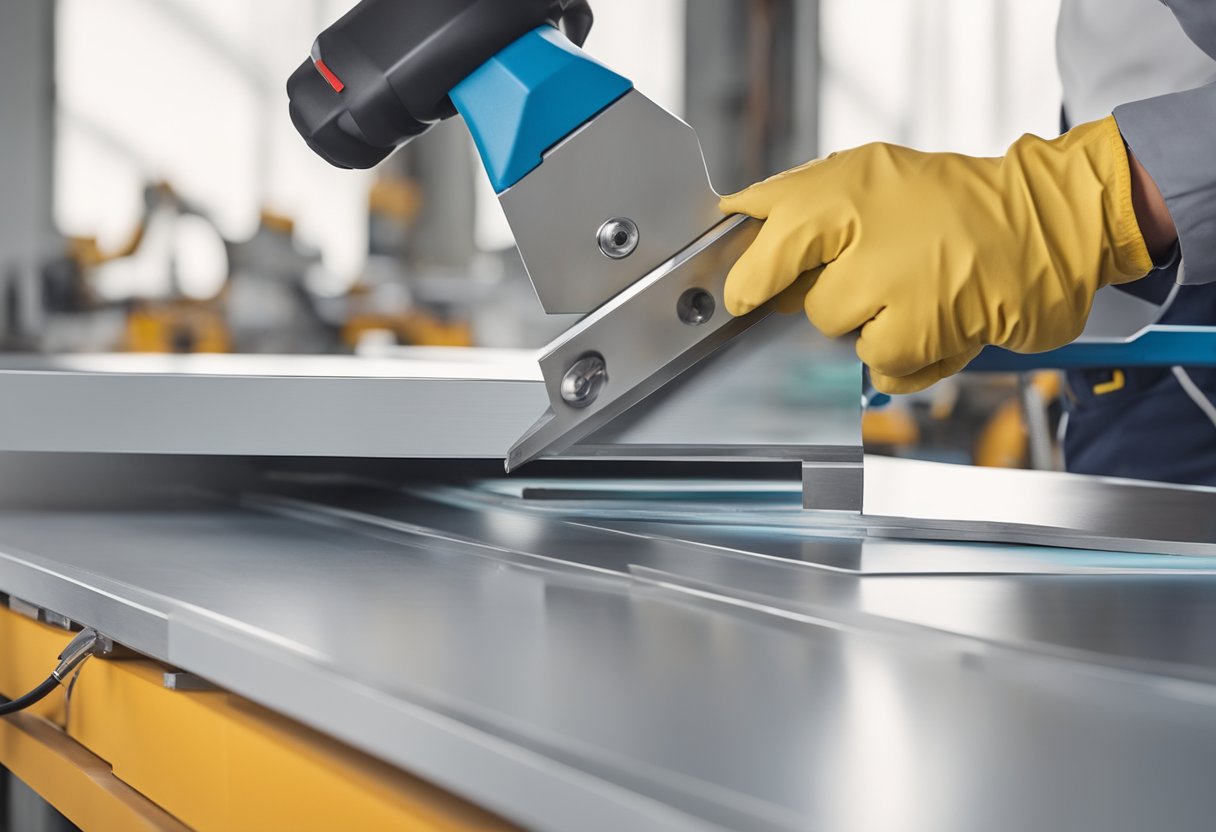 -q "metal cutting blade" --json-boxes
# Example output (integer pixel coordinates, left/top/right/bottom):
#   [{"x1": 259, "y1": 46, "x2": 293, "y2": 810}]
[{"x1": 506, "y1": 214, "x2": 775, "y2": 472}]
